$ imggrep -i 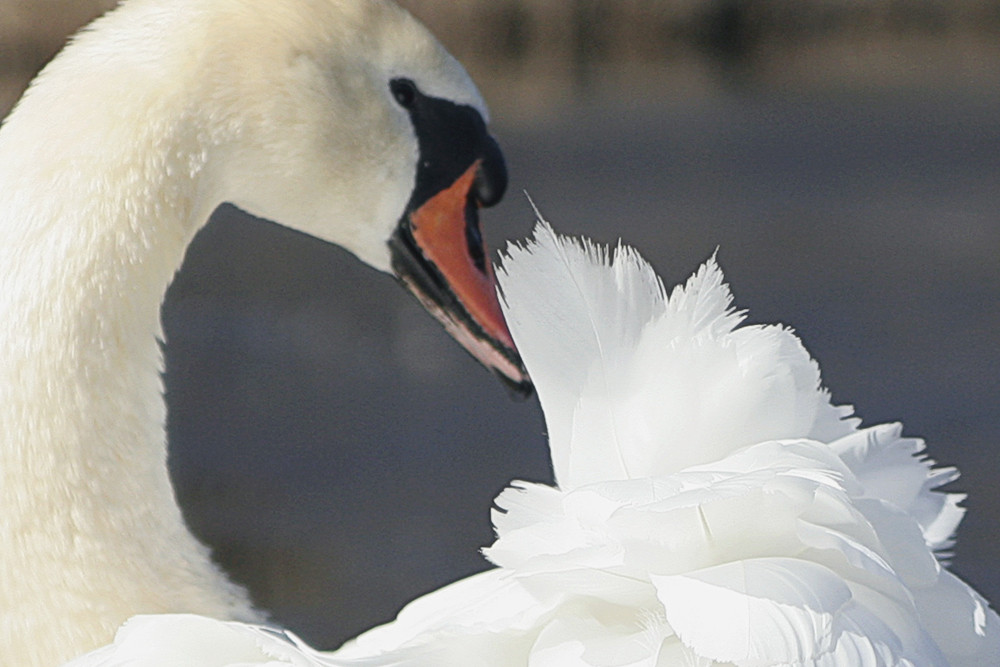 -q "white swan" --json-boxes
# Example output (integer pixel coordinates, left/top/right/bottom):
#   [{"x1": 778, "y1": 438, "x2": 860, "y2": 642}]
[
  {"x1": 0, "y1": 1, "x2": 530, "y2": 665},
  {"x1": 68, "y1": 221, "x2": 1000, "y2": 666}
]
